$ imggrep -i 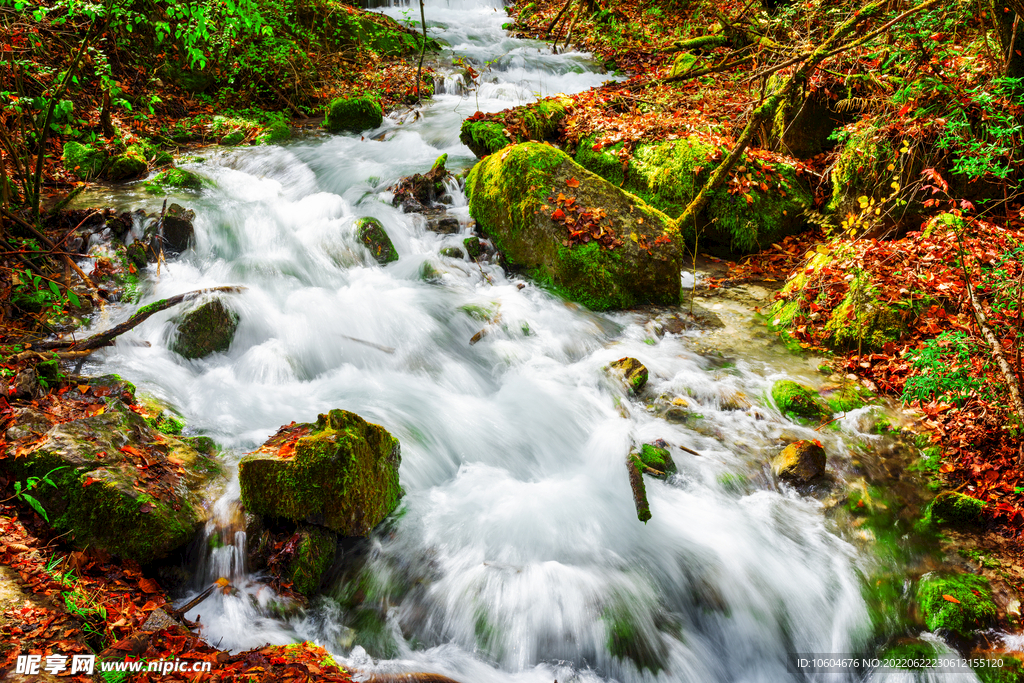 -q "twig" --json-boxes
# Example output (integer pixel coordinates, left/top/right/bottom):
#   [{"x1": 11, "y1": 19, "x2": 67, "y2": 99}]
[
  {"x1": 1, "y1": 207, "x2": 98, "y2": 292},
  {"x1": 338, "y1": 334, "x2": 395, "y2": 353},
  {"x1": 545, "y1": 0, "x2": 575, "y2": 37},
  {"x1": 677, "y1": 444, "x2": 702, "y2": 457}
]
